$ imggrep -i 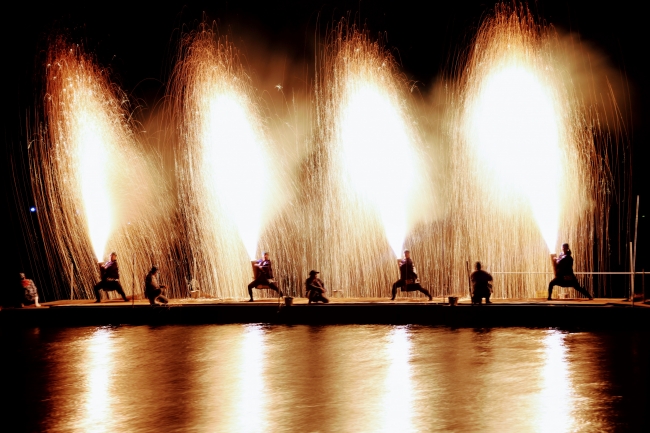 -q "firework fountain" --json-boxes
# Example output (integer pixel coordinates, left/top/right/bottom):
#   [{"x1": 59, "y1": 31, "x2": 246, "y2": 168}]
[
  {"x1": 31, "y1": 41, "x2": 183, "y2": 299},
  {"x1": 171, "y1": 28, "x2": 281, "y2": 297},
  {"x1": 29, "y1": 4, "x2": 618, "y2": 300},
  {"x1": 449, "y1": 3, "x2": 609, "y2": 298},
  {"x1": 307, "y1": 24, "x2": 432, "y2": 297}
]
